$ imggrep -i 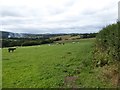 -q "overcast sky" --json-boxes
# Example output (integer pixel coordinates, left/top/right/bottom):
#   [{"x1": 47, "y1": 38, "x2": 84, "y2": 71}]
[{"x1": 0, "y1": 0, "x2": 119, "y2": 34}]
